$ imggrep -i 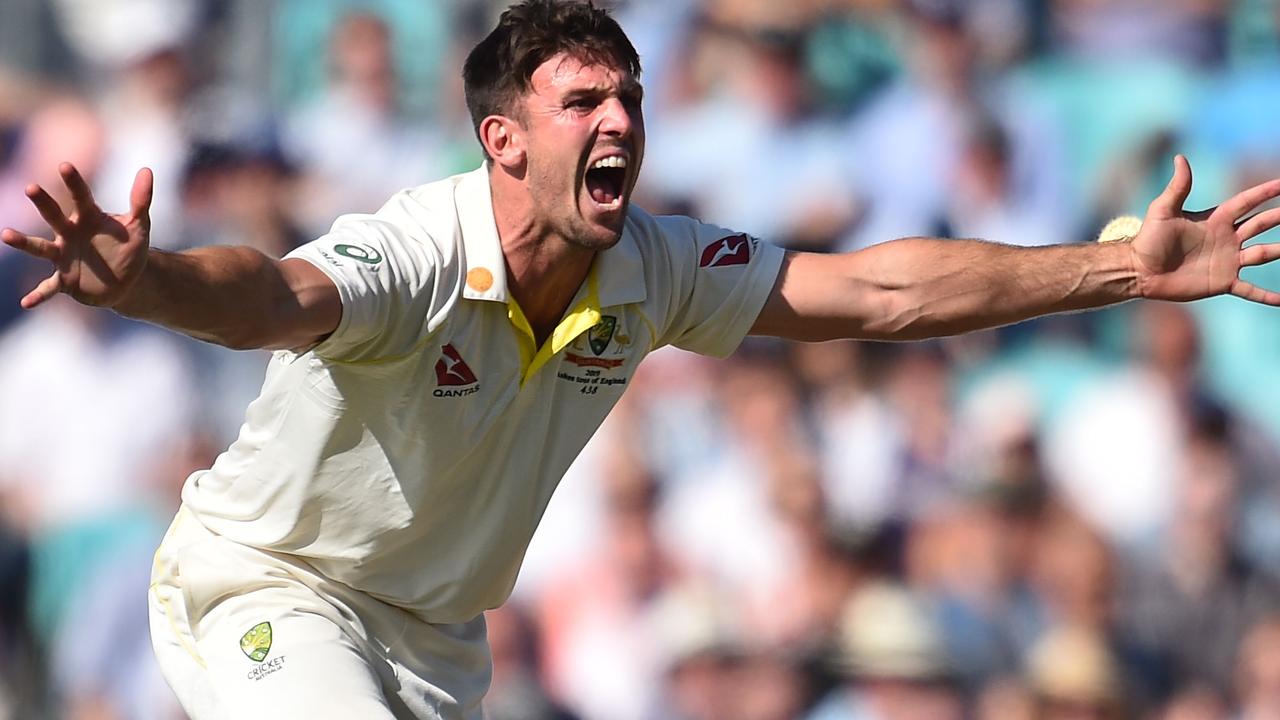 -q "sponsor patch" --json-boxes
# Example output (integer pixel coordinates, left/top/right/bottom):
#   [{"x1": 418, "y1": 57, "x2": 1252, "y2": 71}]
[
  {"x1": 434, "y1": 344, "x2": 480, "y2": 396},
  {"x1": 333, "y1": 243, "x2": 383, "y2": 265},
  {"x1": 699, "y1": 234, "x2": 751, "y2": 268}
]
